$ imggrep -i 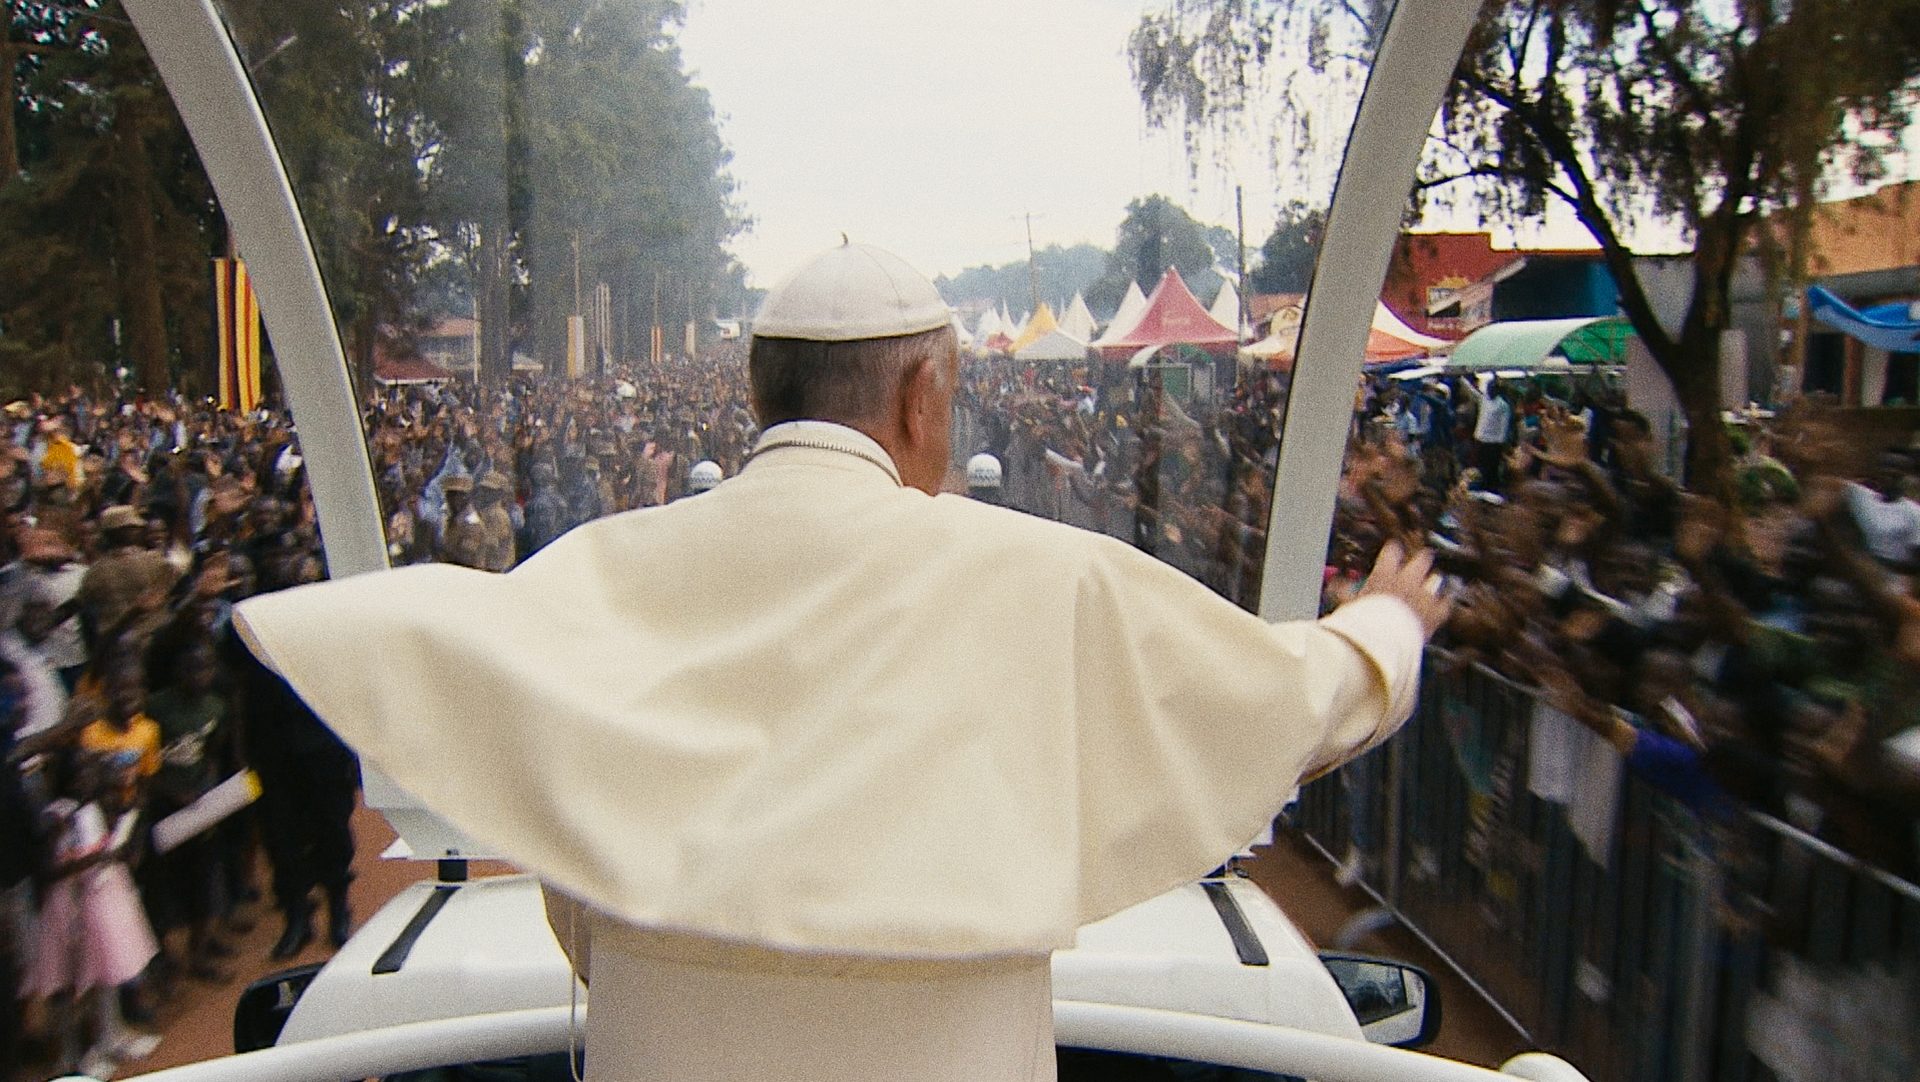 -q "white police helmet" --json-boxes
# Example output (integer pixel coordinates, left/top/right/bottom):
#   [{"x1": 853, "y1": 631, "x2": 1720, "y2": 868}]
[
  {"x1": 965, "y1": 453, "x2": 1002, "y2": 489},
  {"x1": 689, "y1": 459, "x2": 724, "y2": 493}
]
